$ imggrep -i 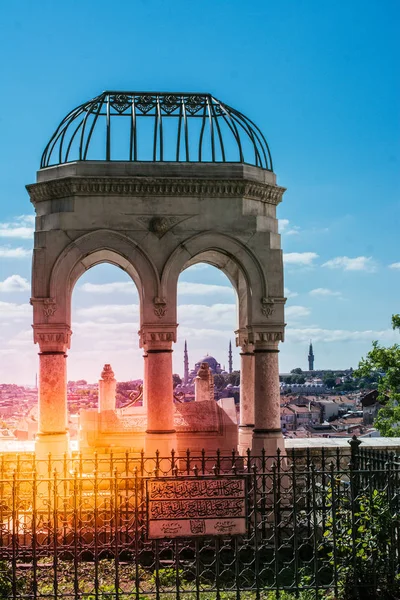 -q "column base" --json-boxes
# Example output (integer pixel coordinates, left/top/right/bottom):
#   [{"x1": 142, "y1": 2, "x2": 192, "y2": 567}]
[
  {"x1": 251, "y1": 428, "x2": 285, "y2": 457},
  {"x1": 145, "y1": 431, "x2": 176, "y2": 456},
  {"x1": 35, "y1": 432, "x2": 70, "y2": 462},
  {"x1": 238, "y1": 425, "x2": 254, "y2": 456}
]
